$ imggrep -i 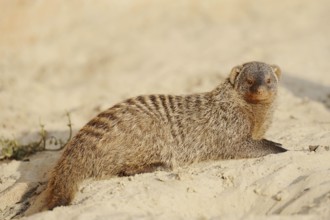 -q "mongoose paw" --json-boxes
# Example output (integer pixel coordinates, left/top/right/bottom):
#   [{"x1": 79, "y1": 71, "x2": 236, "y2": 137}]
[
  {"x1": 263, "y1": 139, "x2": 282, "y2": 146},
  {"x1": 263, "y1": 139, "x2": 287, "y2": 153}
]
